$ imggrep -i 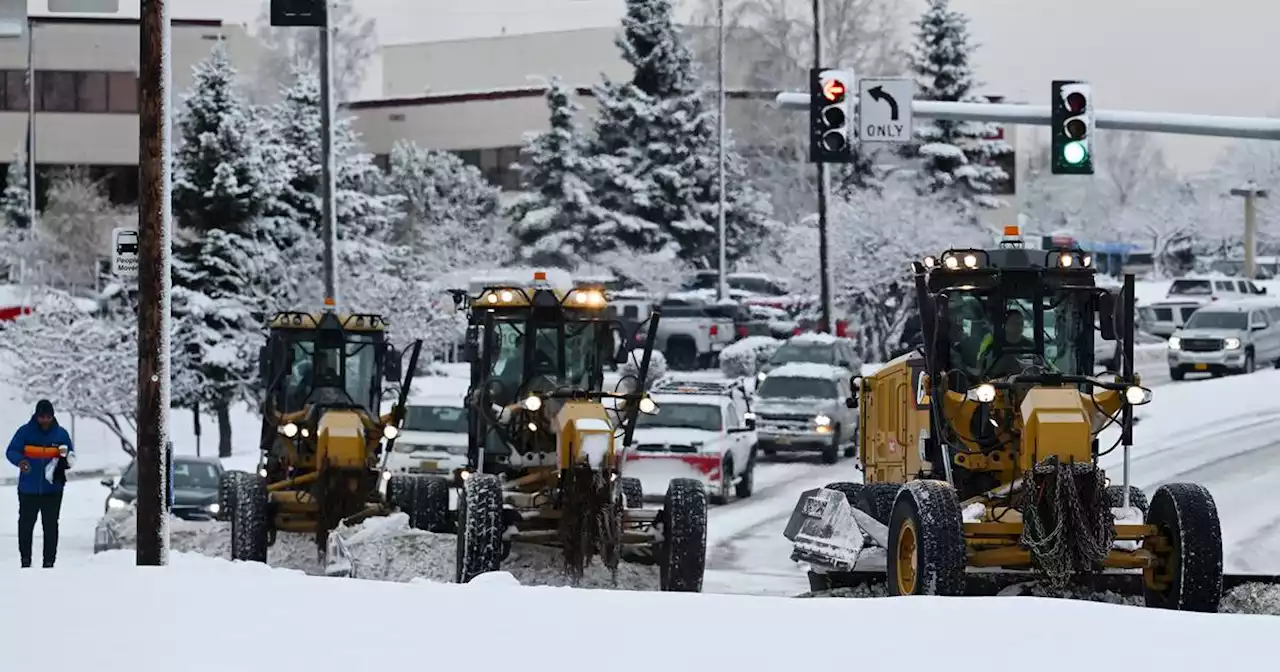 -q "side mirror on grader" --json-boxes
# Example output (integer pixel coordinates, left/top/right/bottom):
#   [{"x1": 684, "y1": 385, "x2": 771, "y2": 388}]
[
  {"x1": 384, "y1": 345, "x2": 402, "y2": 382},
  {"x1": 845, "y1": 376, "x2": 862, "y2": 408},
  {"x1": 1097, "y1": 291, "x2": 1118, "y2": 341},
  {"x1": 258, "y1": 345, "x2": 270, "y2": 381}
]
